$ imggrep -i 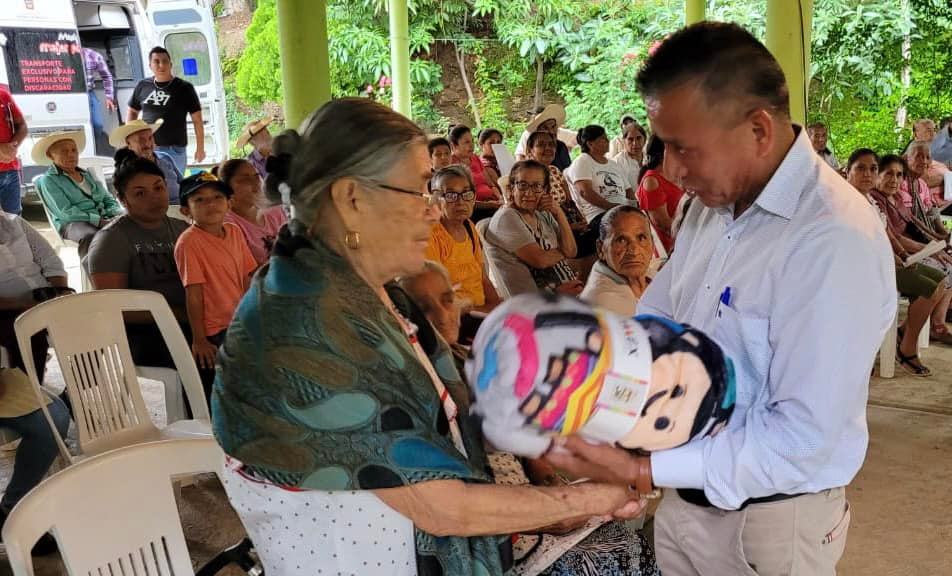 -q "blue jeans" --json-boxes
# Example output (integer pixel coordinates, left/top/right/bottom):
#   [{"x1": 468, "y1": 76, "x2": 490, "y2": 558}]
[
  {"x1": 0, "y1": 398, "x2": 70, "y2": 509},
  {"x1": 0, "y1": 170, "x2": 21, "y2": 215},
  {"x1": 157, "y1": 145, "x2": 187, "y2": 175},
  {"x1": 88, "y1": 91, "x2": 104, "y2": 144}
]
